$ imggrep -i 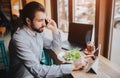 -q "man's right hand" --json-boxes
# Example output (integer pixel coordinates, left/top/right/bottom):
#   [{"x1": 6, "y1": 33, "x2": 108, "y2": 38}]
[{"x1": 72, "y1": 55, "x2": 93, "y2": 71}]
